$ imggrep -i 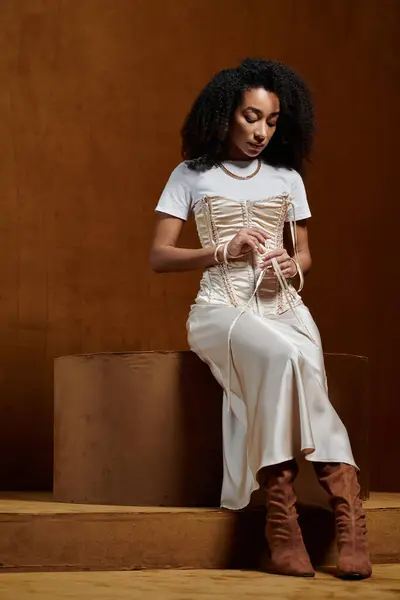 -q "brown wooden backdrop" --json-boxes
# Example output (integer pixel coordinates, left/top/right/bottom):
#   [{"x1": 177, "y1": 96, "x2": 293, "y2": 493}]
[{"x1": 0, "y1": 0, "x2": 398, "y2": 492}]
